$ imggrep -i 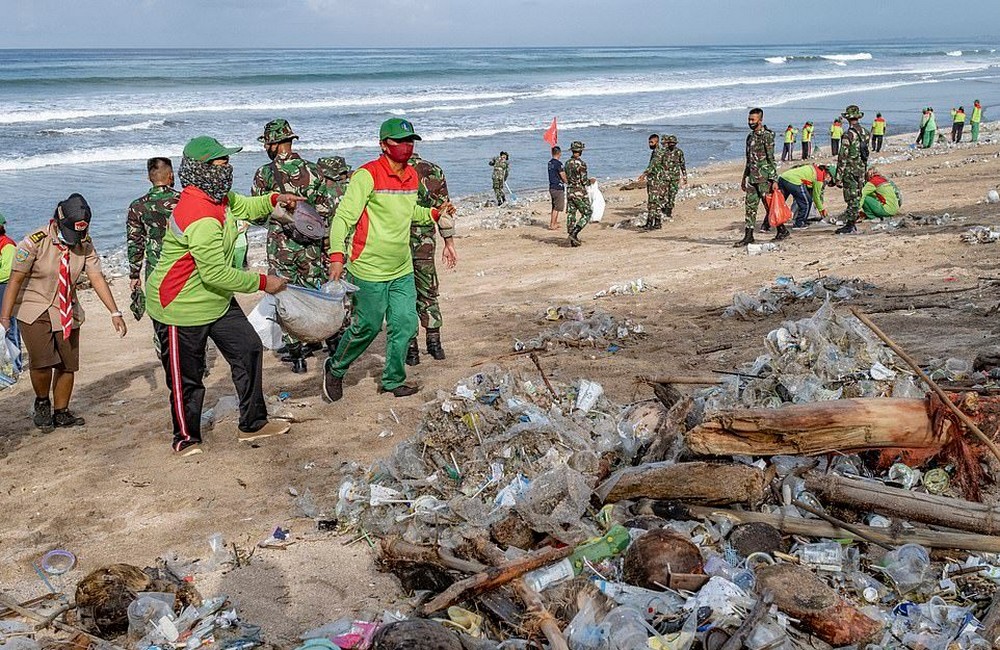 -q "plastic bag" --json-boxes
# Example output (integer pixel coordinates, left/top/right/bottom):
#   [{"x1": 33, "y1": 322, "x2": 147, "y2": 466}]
[
  {"x1": 767, "y1": 188, "x2": 793, "y2": 227},
  {"x1": 247, "y1": 294, "x2": 281, "y2": 350},
  {"x1": 587, "y1": 182, "x2": 606, "y2": 223},
  {"x1": 274, "y1": 281, "x2": 356, "y2": 344},
  {"x1": 0, "y1": 325, "x2": 21, "y2": 390}
]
